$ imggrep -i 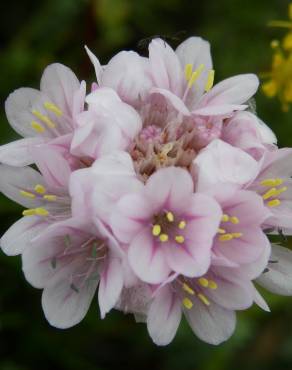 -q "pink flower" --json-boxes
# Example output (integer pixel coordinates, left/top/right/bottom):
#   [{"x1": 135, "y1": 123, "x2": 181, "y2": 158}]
[
  {"x1": 221, "y1": 111, "x2": 277, "y2": 159},
  {"x1": 1, "y1": 63, "x2": 86, "y2": 166},
  {"x1": 146, "y1": 265, "x2": 263, "y2": 345},
  {"x1": 110, "y1": 166, "x2": 222, "y2": 283},
  {"x1": 70, "y1": 88, "x2": 142, "y2": 159},
  {"x1": 22, "y1": 217, "x2": 126, "y2": 328},
  {"x1": 0, "y1": 150, "x2": 72, "y2": 256}
]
